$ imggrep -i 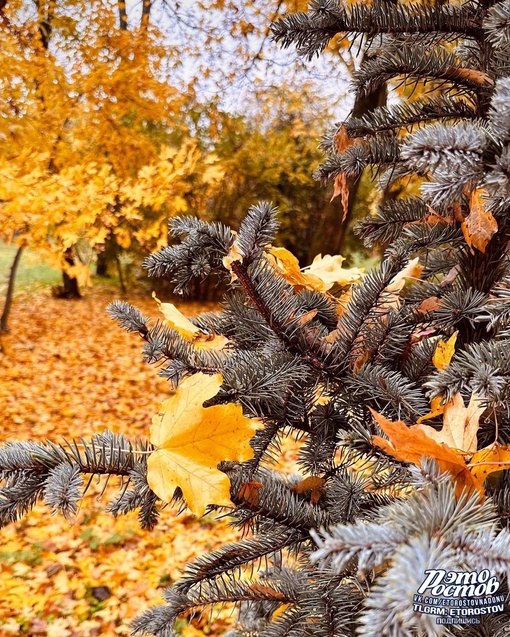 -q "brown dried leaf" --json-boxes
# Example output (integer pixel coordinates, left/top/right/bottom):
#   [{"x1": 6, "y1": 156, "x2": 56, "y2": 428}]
[
  {"x1": 238, "y1": 481, "x2": 264, "y2": 506},
  {"x1": 331, "y1": 172, "x2": 350, "y2": 221},
  {"x1": 461, "y1": 189, "x2": 498, "y2": 253},
  {"x1": 333, "y1": 124, "x2": 352, "y2": 154}
]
